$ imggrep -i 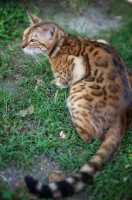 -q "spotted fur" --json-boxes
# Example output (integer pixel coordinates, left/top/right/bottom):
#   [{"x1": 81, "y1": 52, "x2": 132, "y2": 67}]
[{"x1": 21, "y1": 11, "x2": 132, "y2": 199}]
